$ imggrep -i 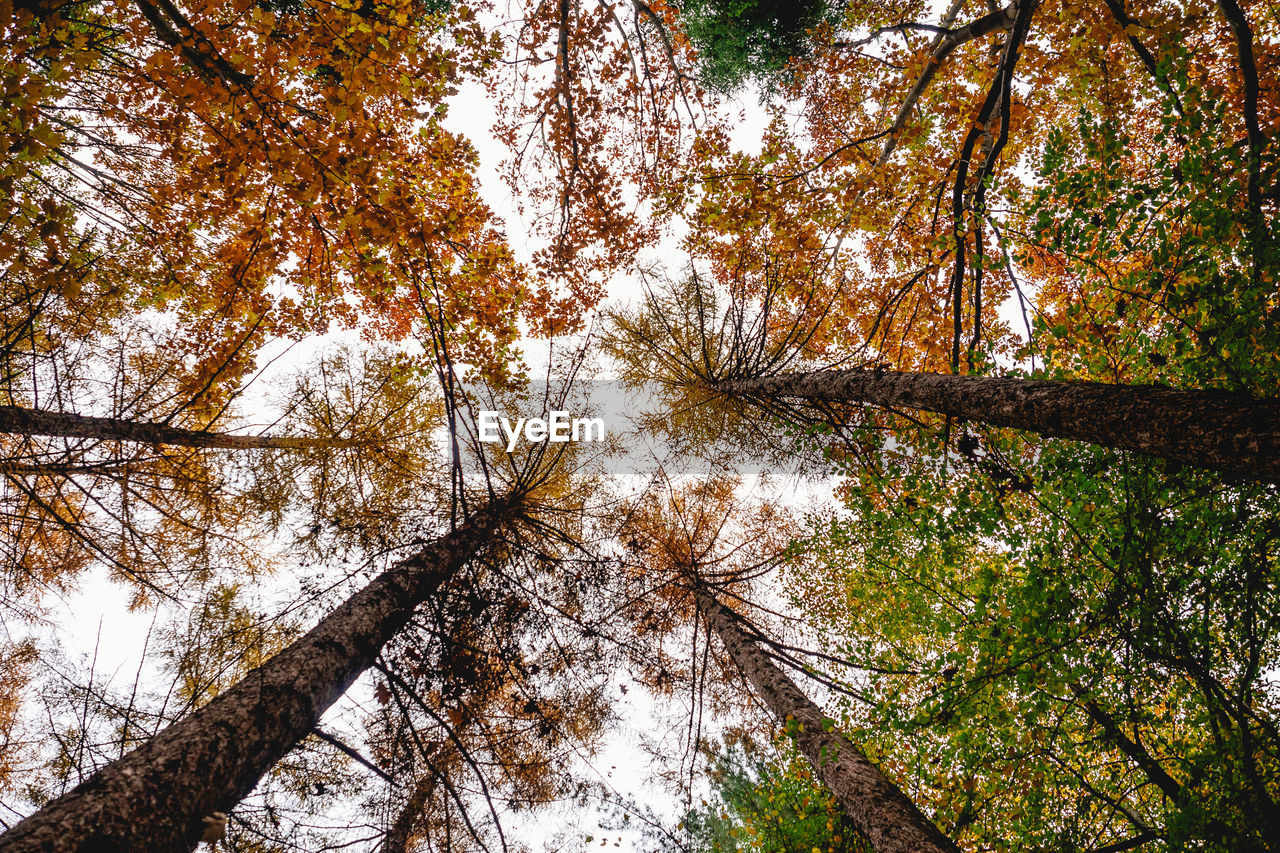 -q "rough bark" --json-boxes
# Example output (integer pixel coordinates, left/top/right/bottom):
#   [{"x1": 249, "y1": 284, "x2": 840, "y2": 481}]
[
  {"x1": 0, "y1": 404, "x2": 329, "y2": 450},
  {"x1": 696, "y1": 589, "x2": 960, "y2": 853},
  {"x1": 0, "y1": 502, "x2": 511, "y2": 853},
  {"x1": 717, "y1": 370, "x2": 1280, "y2": 482}
]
